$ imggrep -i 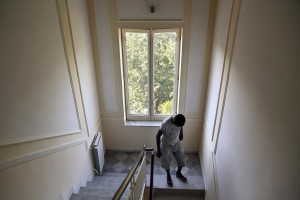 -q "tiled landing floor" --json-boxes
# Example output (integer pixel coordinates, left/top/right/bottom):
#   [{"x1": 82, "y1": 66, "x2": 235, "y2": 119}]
[
  {"x1": 102, "y1": 150, "x2": 205, "y2": 191},
  {"x1": 102, "y1": 150, "x2": 203, "y2": 177}
]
